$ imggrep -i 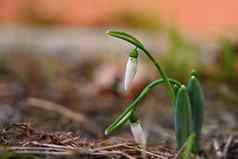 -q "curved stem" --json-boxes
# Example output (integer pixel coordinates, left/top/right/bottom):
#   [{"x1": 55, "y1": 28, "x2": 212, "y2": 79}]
[
  {"x1": 106, "y1": 30, "x2": 176, "y2": 105},
  {"x1": 137, "y1": 46, "x2": 176, "y2": 105},
  {"x1": 105, "y1": 78, "x2": 181, "y2": 135},
  {"x1": 128, "y1": 78, "x2": 180, "y2": 112}
]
